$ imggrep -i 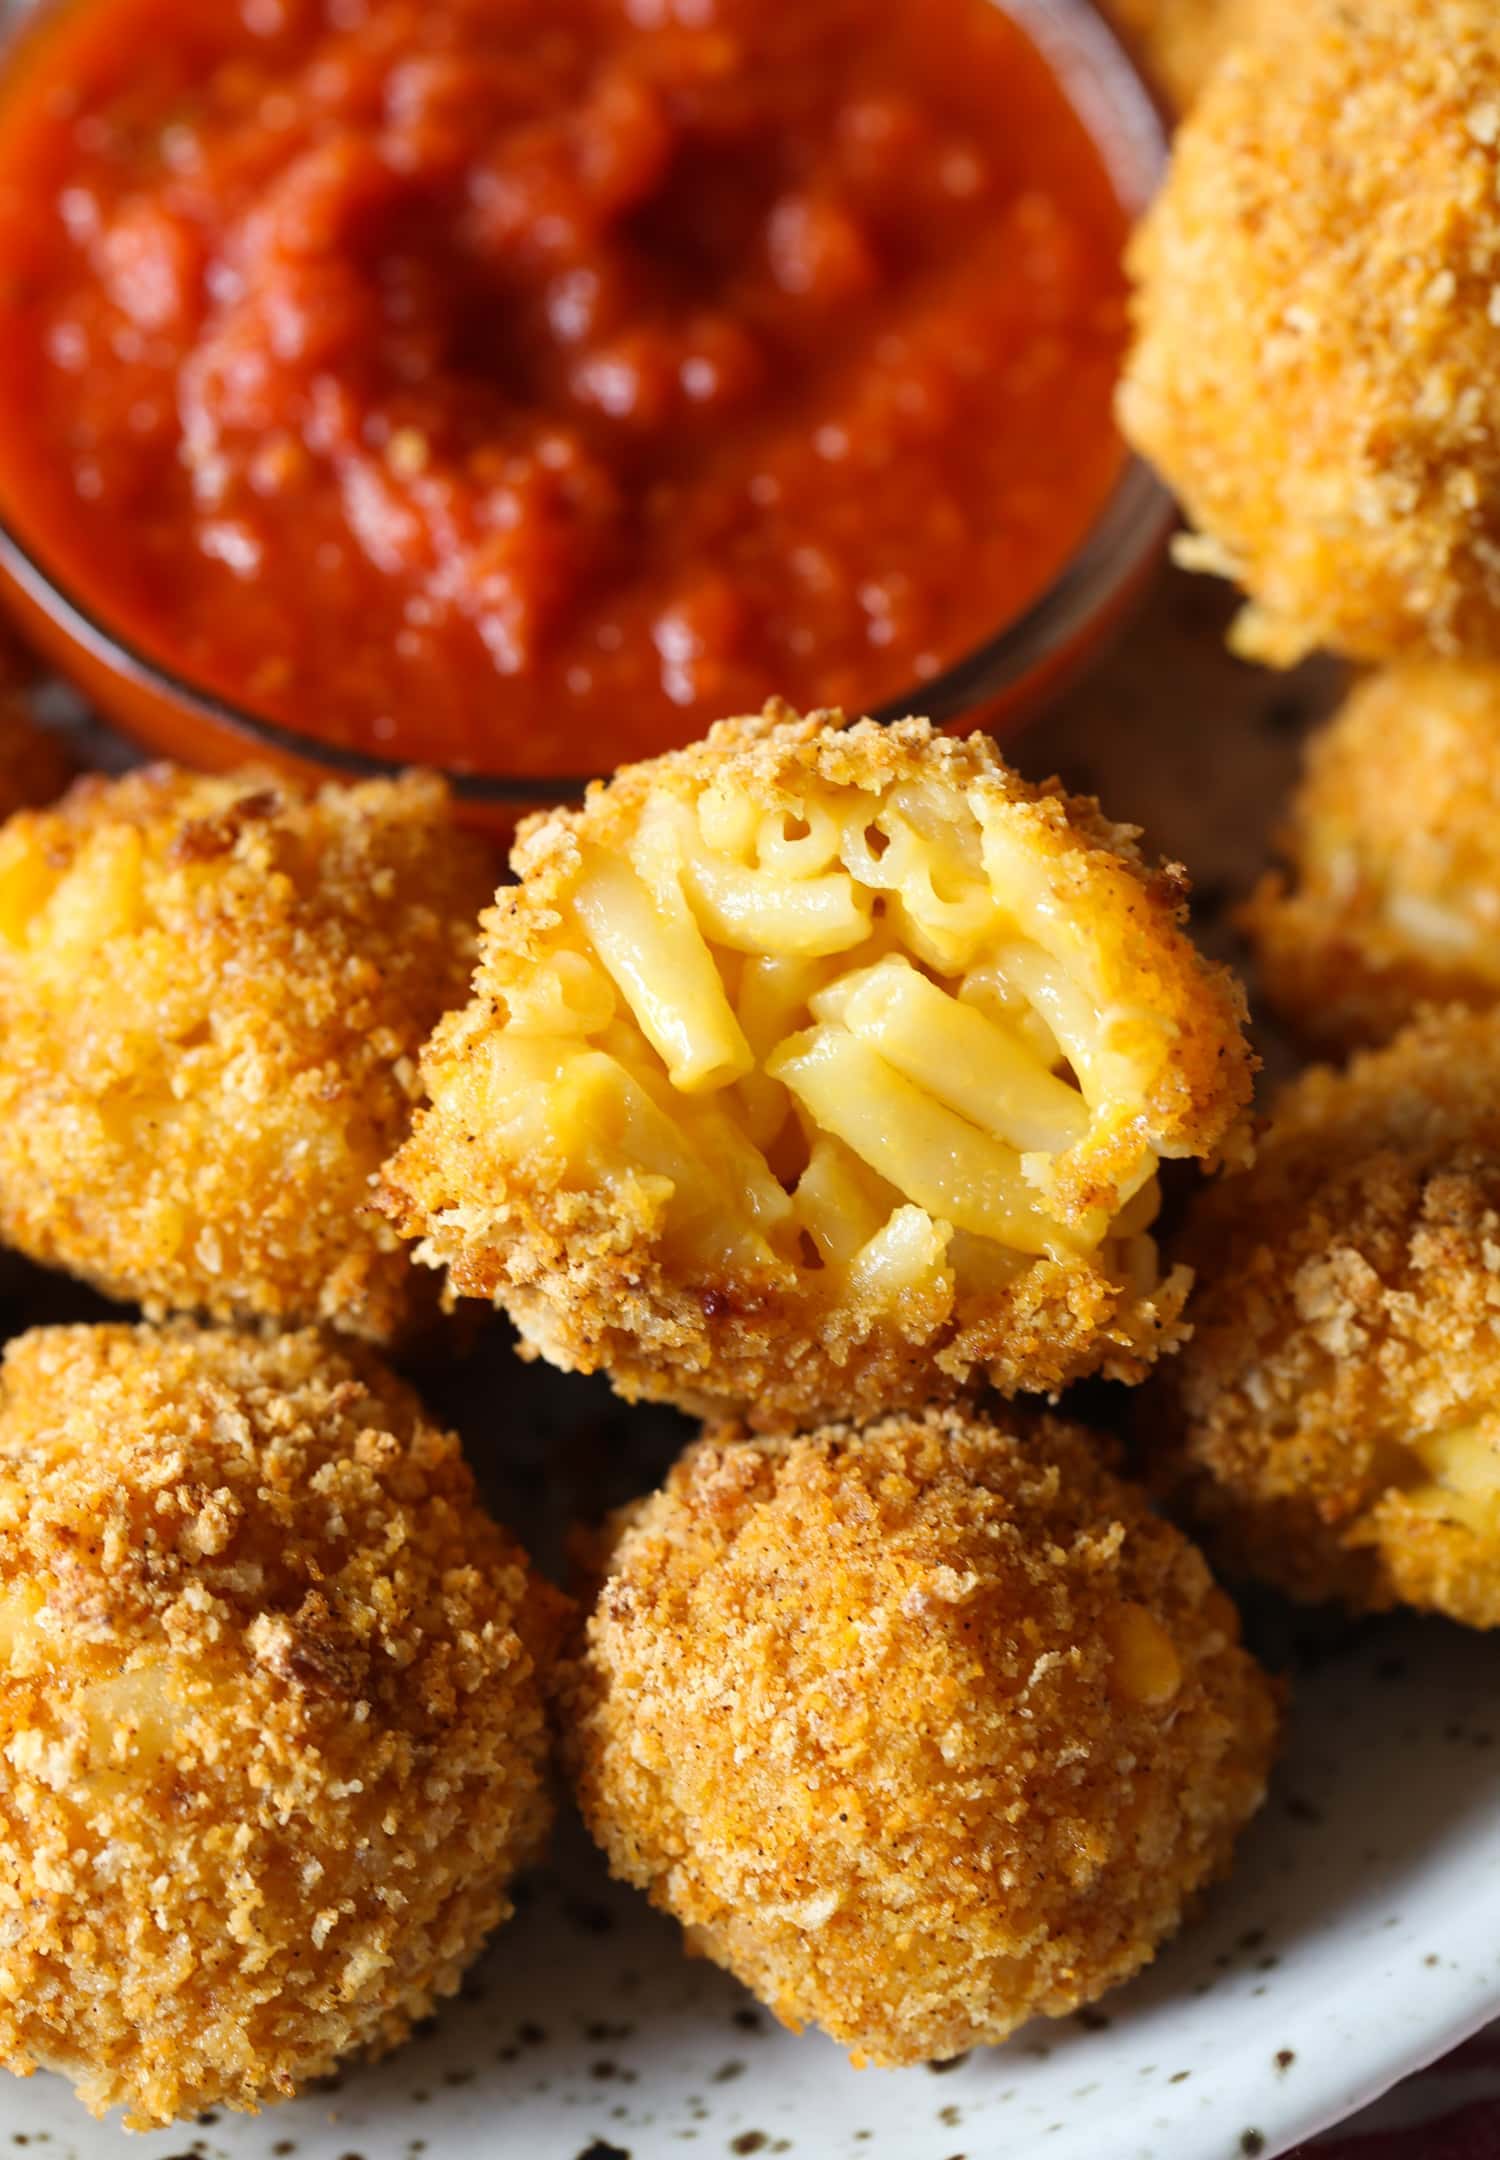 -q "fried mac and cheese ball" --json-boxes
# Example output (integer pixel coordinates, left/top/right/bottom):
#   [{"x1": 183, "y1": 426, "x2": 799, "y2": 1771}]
[
  {"x1": 1158, "y1": 1008, "x2": 1500, "y2": 1625},
  {"x1": 1120, "y1": 0, "x2": 1500, "y2": 667},
  {"x1": 0, "y1": 764, "x2": 495, "y2": 1341},
  {"x1": 562, "y1": 1408, "x2": 1279, "y2": 2065},
  {"x1": 1246, "y1": 663, "x2": 1500, "y2": 1051},
  {"x1": 380, "y1": 707, "x2": 1253, "y2": 1427},
  {"x1": 0, "y1": 1322, "x2": 562, "y2": 2128}
]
